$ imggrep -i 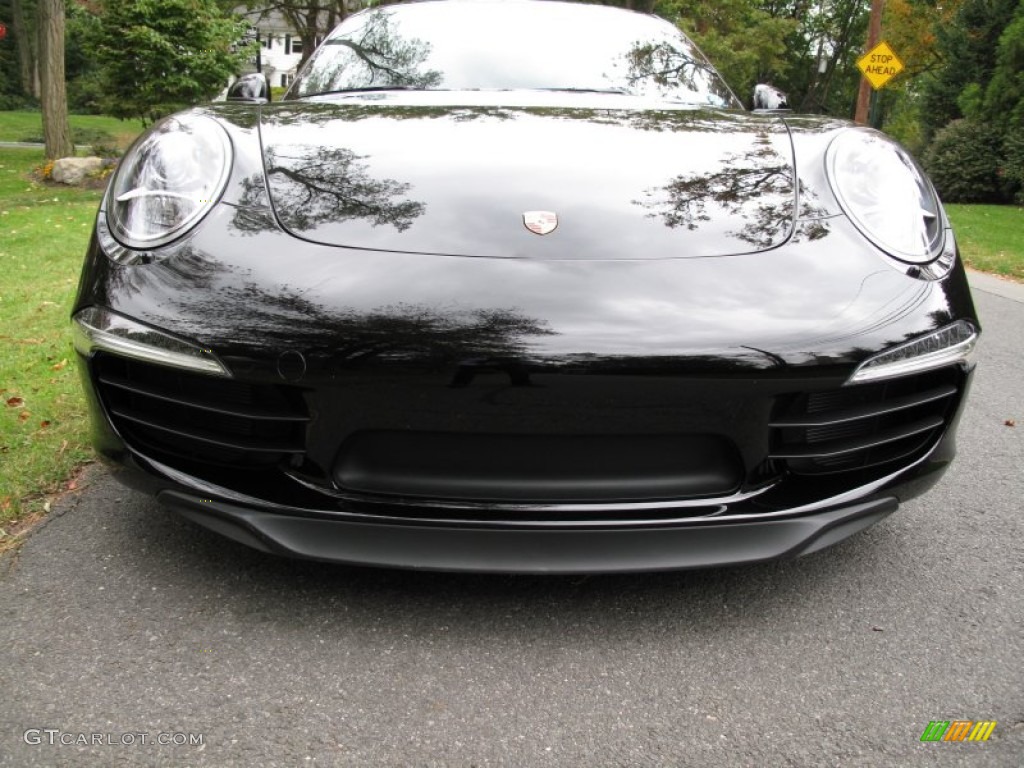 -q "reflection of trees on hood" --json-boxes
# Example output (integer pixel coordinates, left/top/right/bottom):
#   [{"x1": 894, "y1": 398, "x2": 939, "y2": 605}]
[
  {"x1": 318, "y1": 303, "x2": 558, "y2": 367},
  {"x1": 105, "y1": 248, "x2": 557, "y2": 366},
  {"x1": 254, "y1": 146, "x2": 425, "y2": 233},
  {"x1": 633, "y1": 132, "x2": 794, "y2": 248},
  {"x1": 298, "y1": 9, "x2": 443, "y2": 94},
  {"x1": 182, "y1": 284, "x2": 556, "y2": 366}
]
